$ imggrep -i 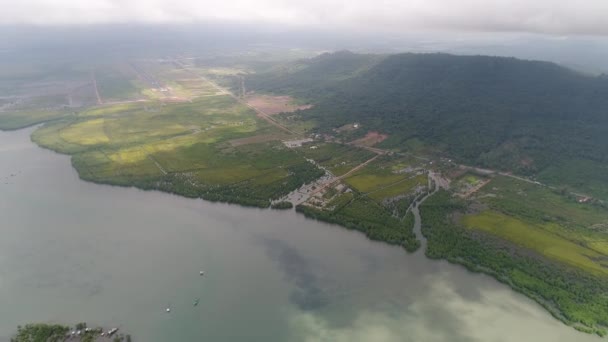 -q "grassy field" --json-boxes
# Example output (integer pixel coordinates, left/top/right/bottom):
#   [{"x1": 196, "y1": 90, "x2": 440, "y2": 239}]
[
  {"x1": 463, "y1": 210, "x2": 608, "y2": 276},
  {"x1": 344, "y1": 155, "x2": 428, "y2": 202},
  {"x1": 418, "y1": 174, "x2": 608, "y2": 334},
  {"x1": 295, "y1": 154, "x2": 428, "y2": 252},
  {"x1": 421, "y1": 190, "x2": 608, "y2": 336},
  {"x1": 295, "y1": 142, "x2": 375, "y2": 176},
  {"x1": 480, "y1": 176, "x2": 608, "y2": 228},
  {"x1": 22, "y1": 75, "x2": 324, "y2": 207},
  {"x1": 0, "y1": 58, "x2": 326, "y2": 208}
]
